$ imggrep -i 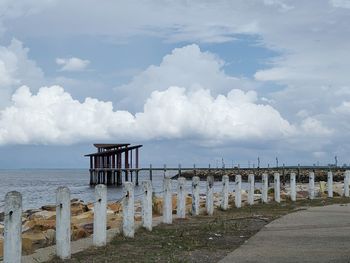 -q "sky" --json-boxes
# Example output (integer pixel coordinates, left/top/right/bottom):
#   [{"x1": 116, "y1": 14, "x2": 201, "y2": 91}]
[{"x1": 0, "y1": 0, "x2": 349, "y2": 168}]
